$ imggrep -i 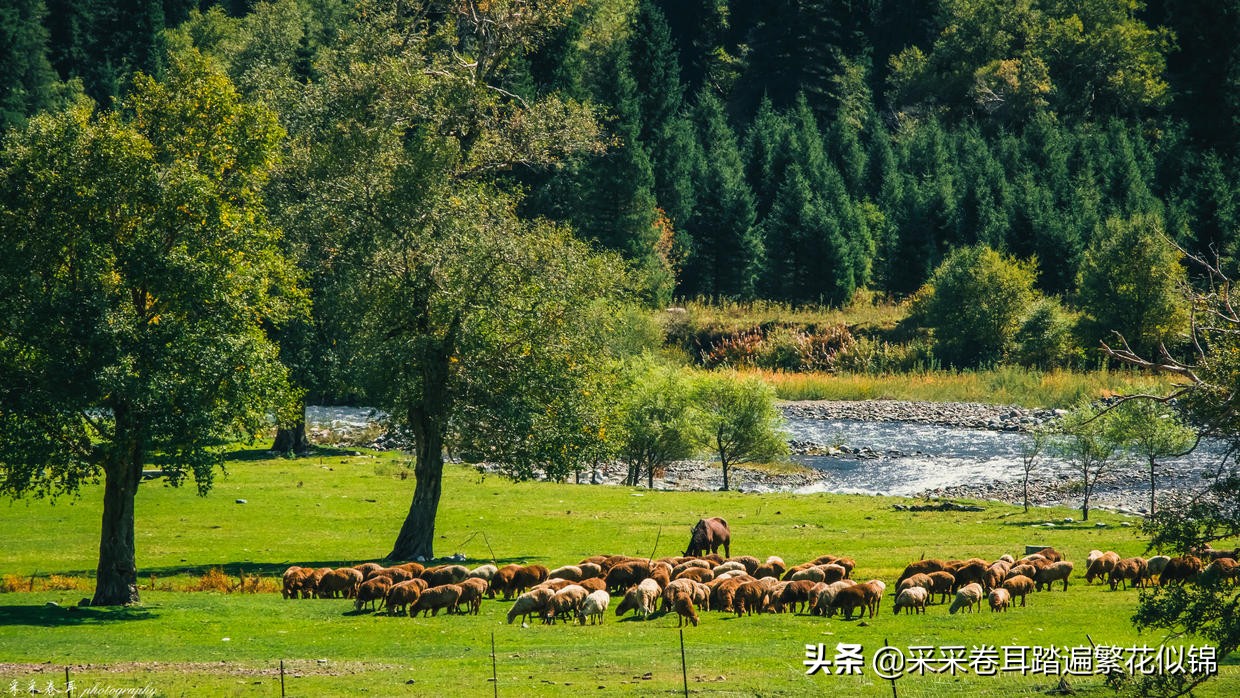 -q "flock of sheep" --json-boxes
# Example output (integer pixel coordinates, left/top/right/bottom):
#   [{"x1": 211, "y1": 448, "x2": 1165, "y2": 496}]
[{"x1": 280, "y1": 545, "x2": 1238, "y2": 627}]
